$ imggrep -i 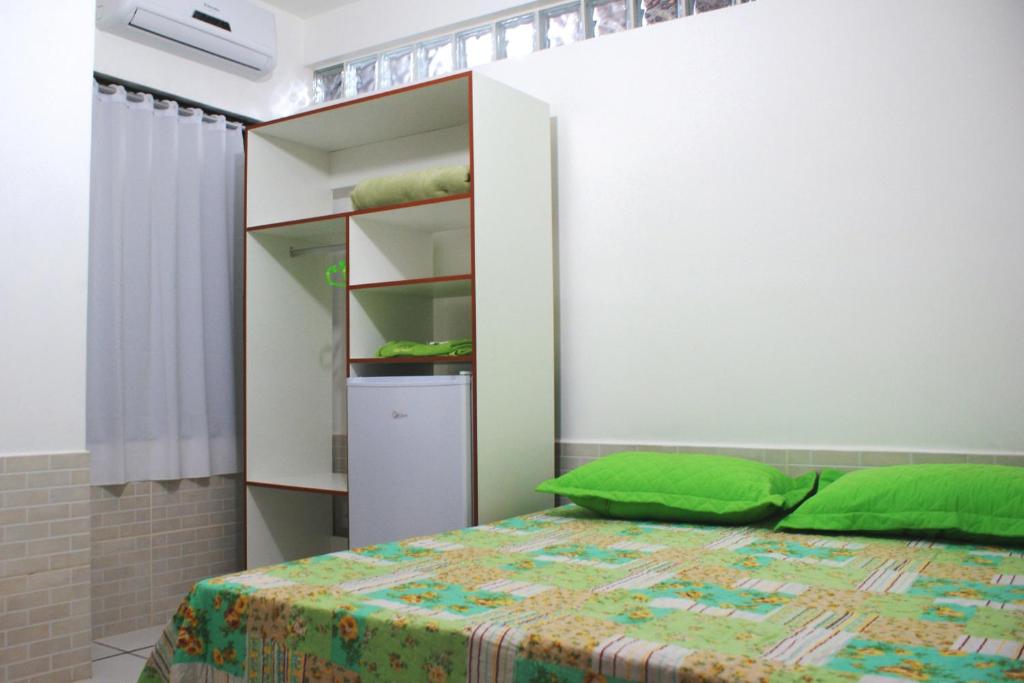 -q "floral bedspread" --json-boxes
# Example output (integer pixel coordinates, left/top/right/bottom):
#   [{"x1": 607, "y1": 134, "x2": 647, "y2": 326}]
[{"x1": 141, "y1": 504, "x2": 1024, "y2": 682}]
